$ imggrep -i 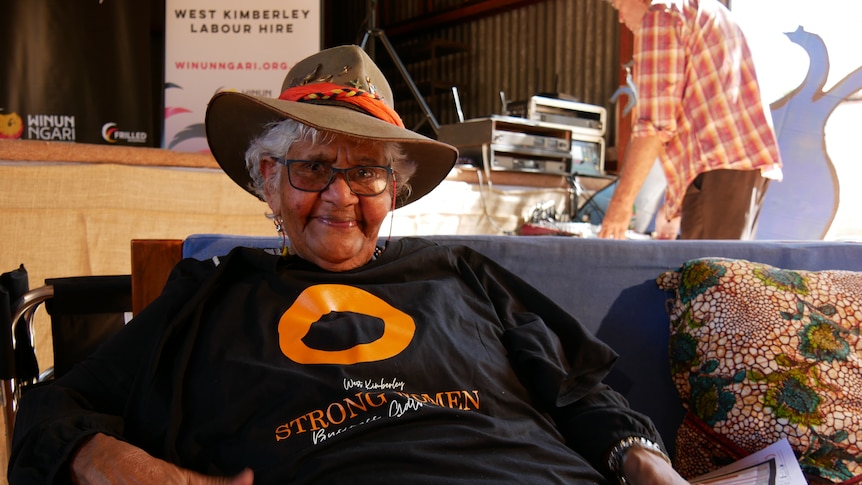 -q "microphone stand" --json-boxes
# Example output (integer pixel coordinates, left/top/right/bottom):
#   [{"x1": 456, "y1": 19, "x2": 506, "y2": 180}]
[{"x1": 359, "y1": 0, "x2": 440, "y2": 135}]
